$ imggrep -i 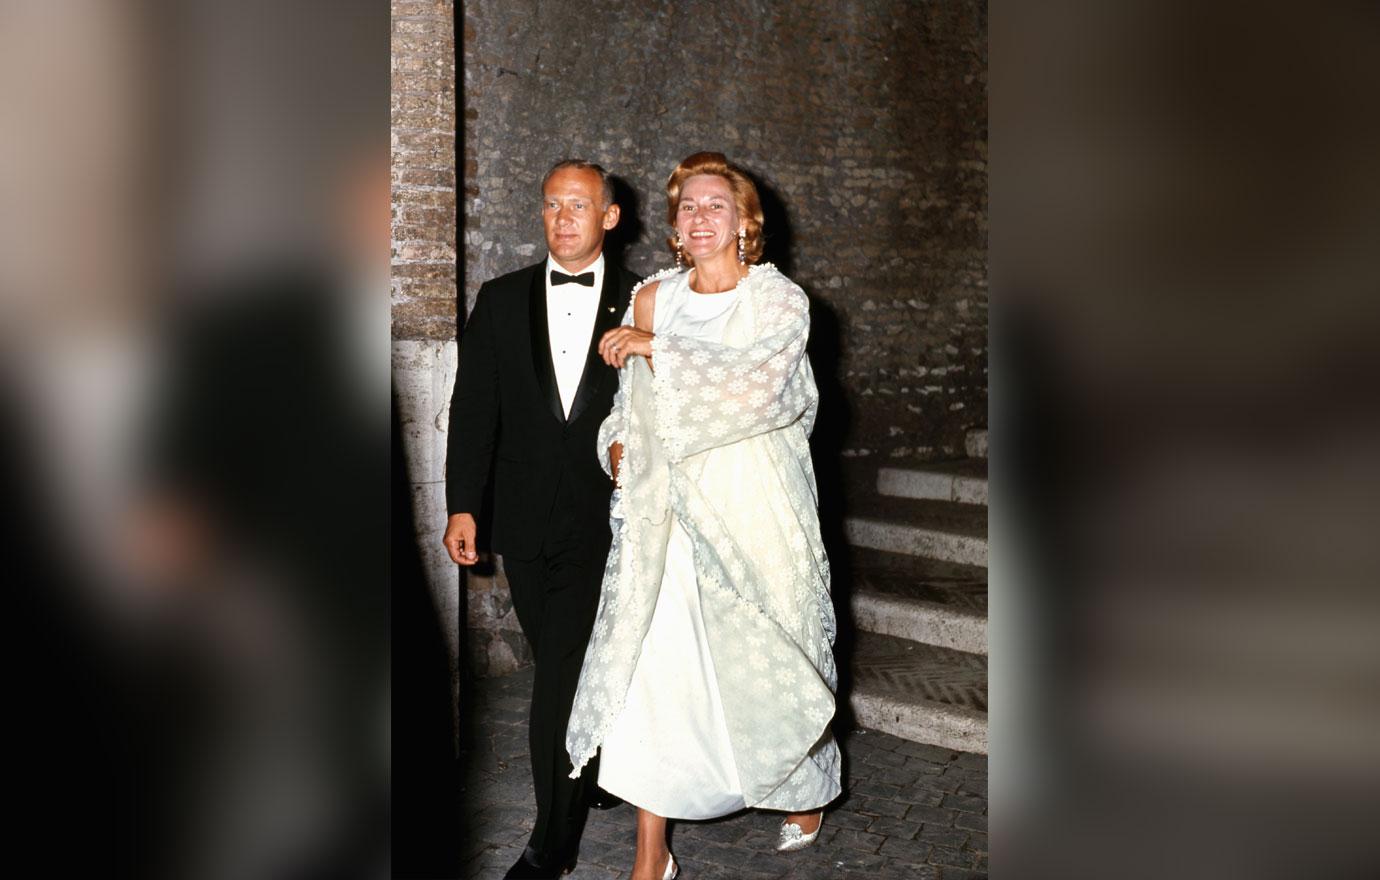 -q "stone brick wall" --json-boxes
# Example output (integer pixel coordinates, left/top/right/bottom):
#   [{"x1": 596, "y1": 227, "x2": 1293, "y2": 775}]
[{"x1": 444, "y1": 0, "x2": 988, "y2": 463}]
